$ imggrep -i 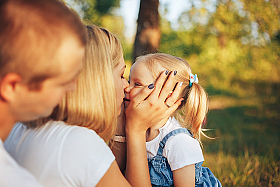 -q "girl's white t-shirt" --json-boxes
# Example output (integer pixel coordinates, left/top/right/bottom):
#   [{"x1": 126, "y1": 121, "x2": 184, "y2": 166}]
[
  {"x1": 146, "y1": 117, "x2": 204, "y2": 171},
  {"x1": 4, "y1": 121, "x2": 115, "y2": 187}
]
